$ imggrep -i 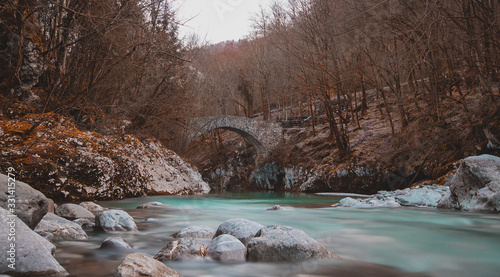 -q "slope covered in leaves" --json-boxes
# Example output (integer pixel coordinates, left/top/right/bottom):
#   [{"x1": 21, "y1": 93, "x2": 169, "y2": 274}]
[{"x1": 0, "y1": 110, "x2": 210, "y2": 201}]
